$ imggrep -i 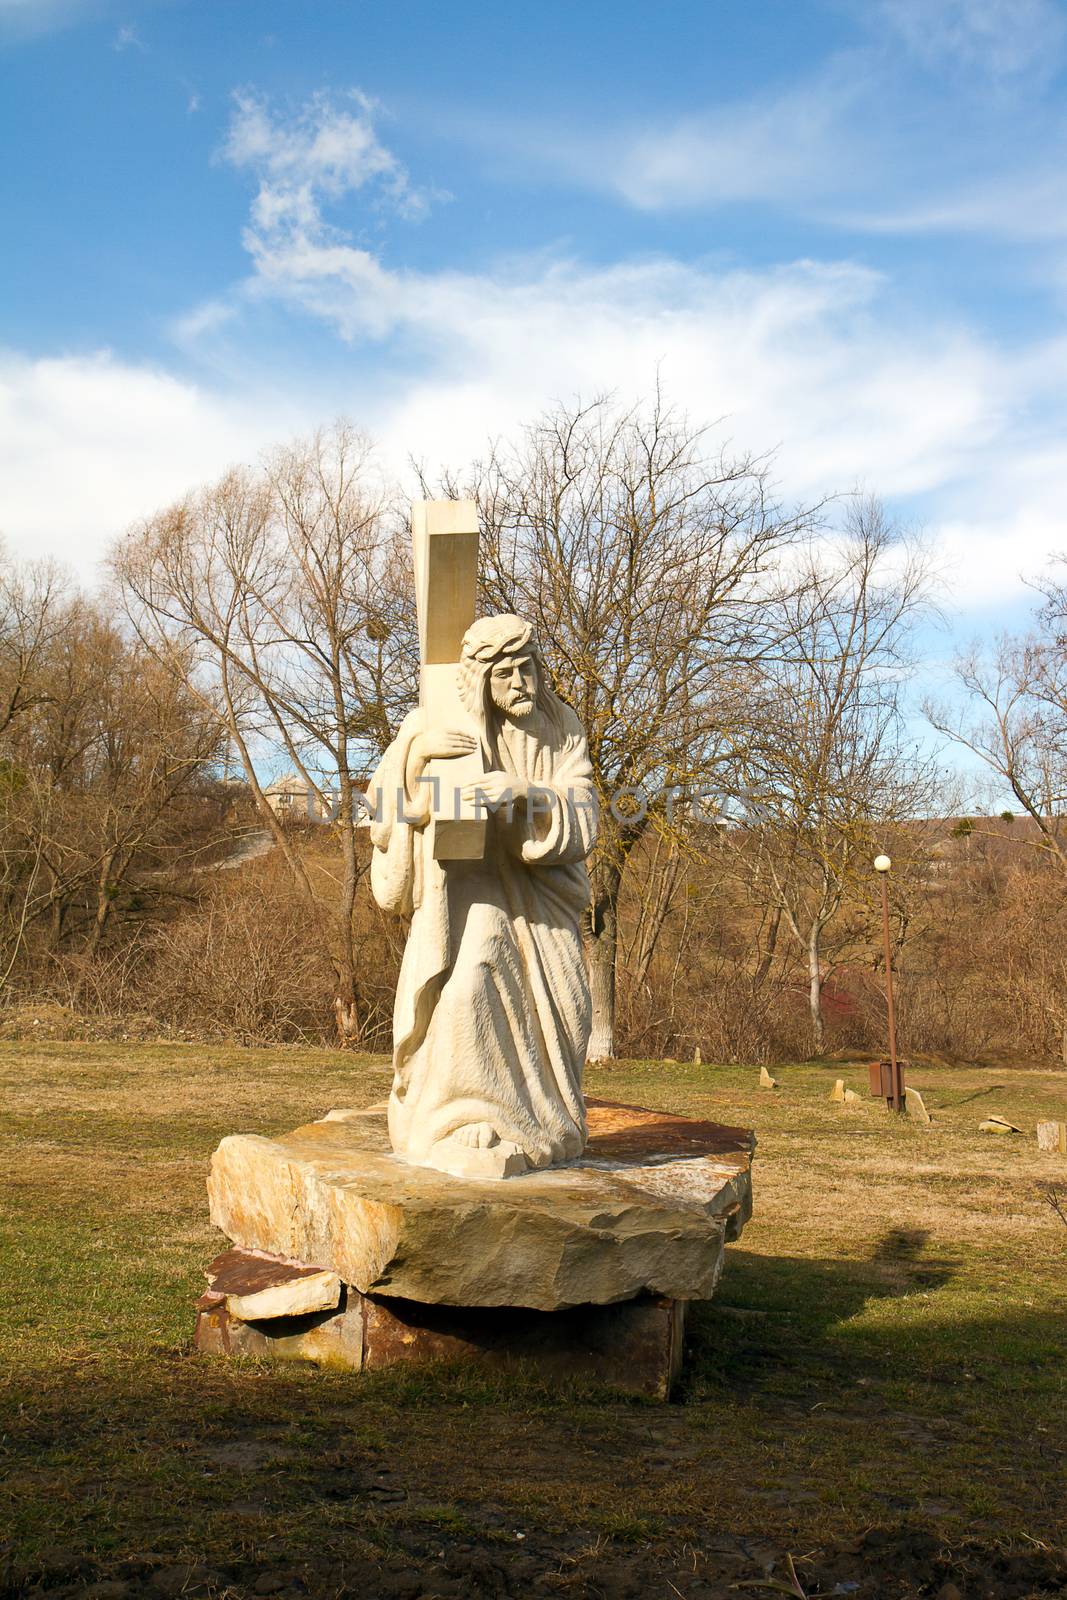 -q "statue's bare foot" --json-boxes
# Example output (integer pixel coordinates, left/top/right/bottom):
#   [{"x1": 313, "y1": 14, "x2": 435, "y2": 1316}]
[{"x1": 452, "y1": 1121, "x2": 499, "y2": 1149}]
